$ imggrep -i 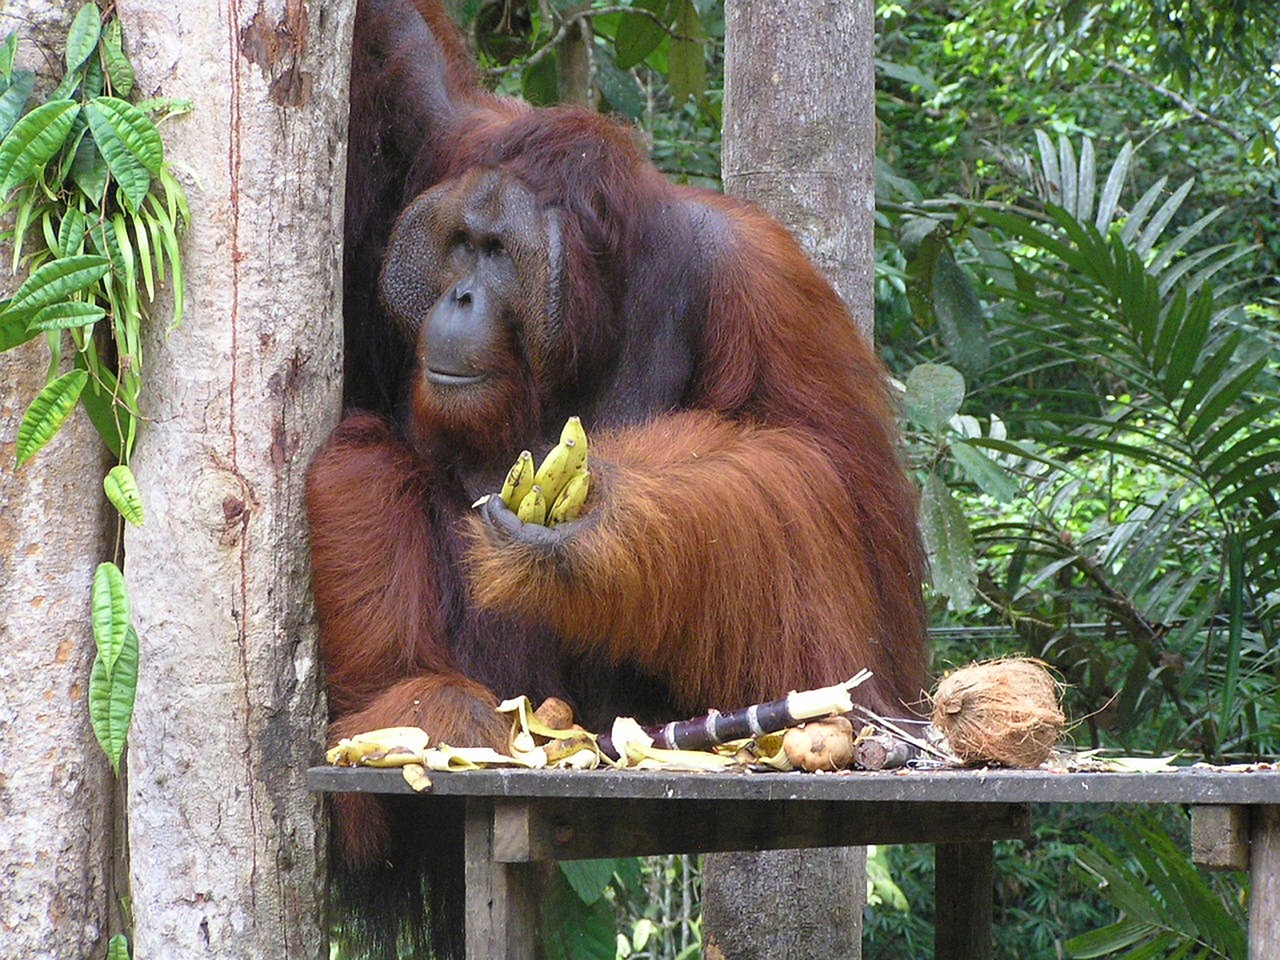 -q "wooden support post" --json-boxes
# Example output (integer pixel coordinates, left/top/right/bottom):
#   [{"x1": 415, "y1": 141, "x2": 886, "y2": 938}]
[
  {"x1": 935, "y1": 842, "x2": 993, "y2": 960},
  {"x1": 464, "y1": 799, "x2": 540, "y2": 960},
  {"x1": 1192, "y1": 805, "x2": 1250, "y2": 871},
  {"x1": 1250, "y1": 805, "x2": 1280, "y2": 960}
]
